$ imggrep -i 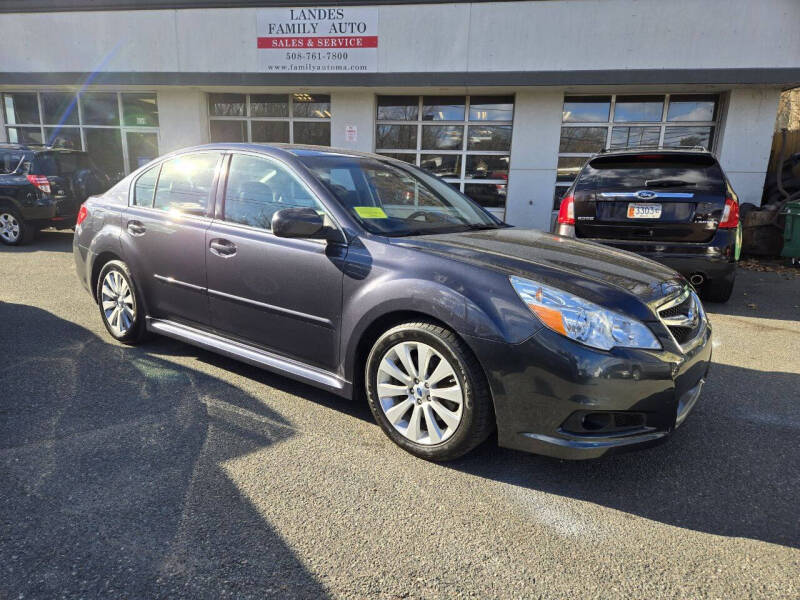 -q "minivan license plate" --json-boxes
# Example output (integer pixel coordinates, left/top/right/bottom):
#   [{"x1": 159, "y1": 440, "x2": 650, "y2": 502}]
[{"x1": 627, "y1": 203, "x2": 662, "y2": 219}]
